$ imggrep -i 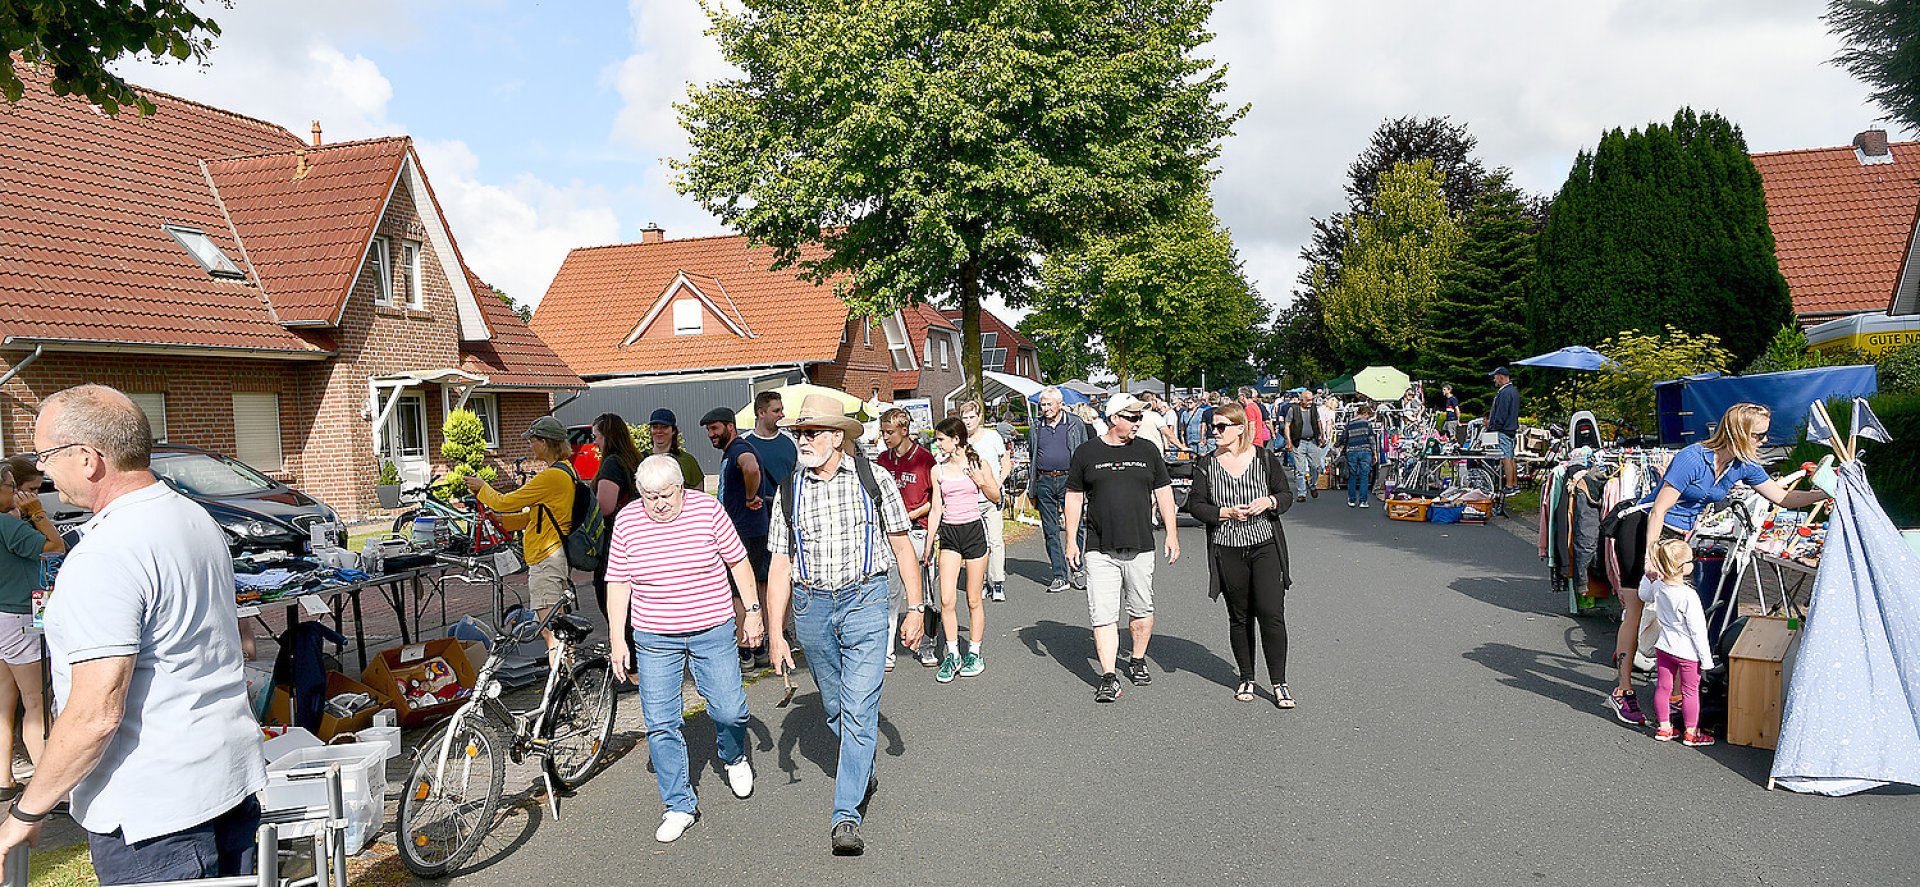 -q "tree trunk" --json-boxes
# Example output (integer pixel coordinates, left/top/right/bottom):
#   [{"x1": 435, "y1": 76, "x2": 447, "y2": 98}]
[{"x1": 959, "y1": 257, "x2": 984, "y2": 402}]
